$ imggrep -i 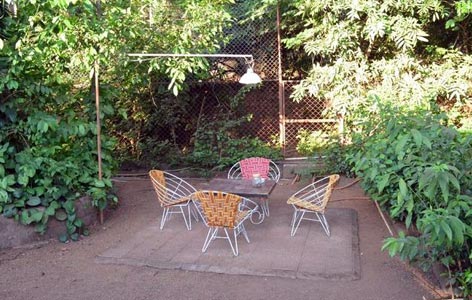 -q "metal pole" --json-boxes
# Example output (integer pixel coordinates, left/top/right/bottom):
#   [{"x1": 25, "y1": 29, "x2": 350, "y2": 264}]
[
  {"x1": 276, "y1": 1, "x2": 286, "y2": 156},
  {"x1": 127, "y1": 53, "x2": 253, "y2": 59},
  {"x1": 94, "y1": 60, "x2": 104, "y2": 224}
]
